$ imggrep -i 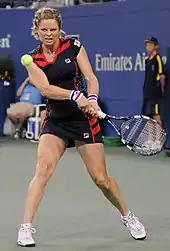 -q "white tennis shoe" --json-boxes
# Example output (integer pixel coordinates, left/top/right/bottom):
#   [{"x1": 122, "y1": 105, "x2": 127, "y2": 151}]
[
  {"x1": 17, "y1": 224, "x2": 36, "y2": 247},
  {"x1": 17, "y1": 213, "x2": 146, "y2": 247},
  {"x1": 121, "y1": 212, "x2": 147, "y2": 240}
]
